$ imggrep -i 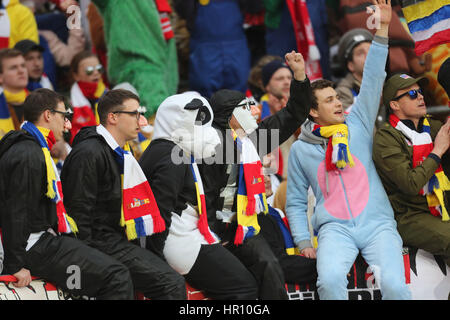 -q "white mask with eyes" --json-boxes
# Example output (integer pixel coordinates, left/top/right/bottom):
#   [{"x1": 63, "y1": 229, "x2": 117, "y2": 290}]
[{"x1": 232, "y1": 98, "x2": 258, "y2": 135}]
